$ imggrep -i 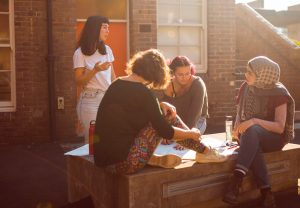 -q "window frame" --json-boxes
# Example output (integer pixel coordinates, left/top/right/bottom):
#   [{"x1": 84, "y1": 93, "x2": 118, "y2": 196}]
[
  {"x1": 156, "y1": 0, "x2": 207, "y2": 73},
  {"x1": 0, "y1": 0, "x2": 16, "y2": 112}
]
